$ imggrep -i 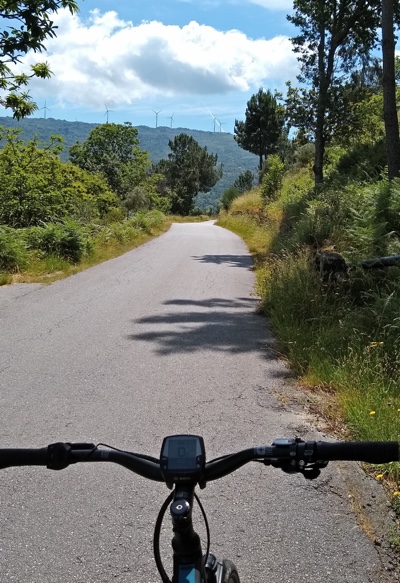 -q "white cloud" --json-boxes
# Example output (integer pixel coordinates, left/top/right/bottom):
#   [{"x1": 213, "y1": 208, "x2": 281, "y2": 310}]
[{"x1": 20, "y1": 9, "x2": 298, "y2": 110}]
